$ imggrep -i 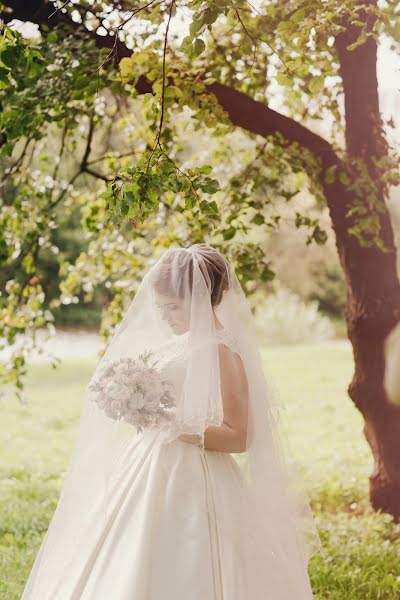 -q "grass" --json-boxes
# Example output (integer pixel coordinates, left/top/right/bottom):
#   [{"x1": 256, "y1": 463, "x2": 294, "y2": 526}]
[{"x1": 1, "y1": 344, "x2": 400, "y2": 599}]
